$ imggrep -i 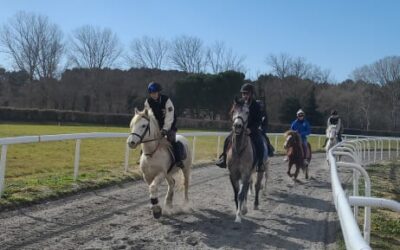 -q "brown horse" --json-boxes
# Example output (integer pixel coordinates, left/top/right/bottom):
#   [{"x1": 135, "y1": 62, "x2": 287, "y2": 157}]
[{"x1": 283, "y1": 130, "x2": 311, "y2": 180}]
